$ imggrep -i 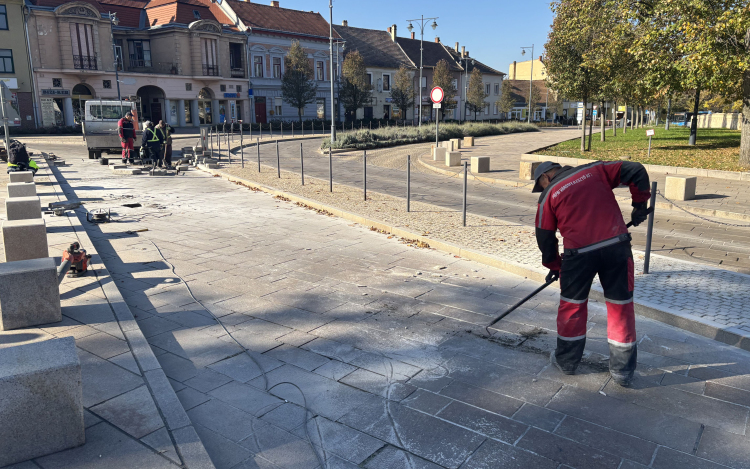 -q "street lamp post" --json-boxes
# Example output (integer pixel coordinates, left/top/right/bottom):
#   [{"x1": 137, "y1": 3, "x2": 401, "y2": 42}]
[
  {"x1": 407, "y1": 16, "x2": 438, "y2": 127},
  {"x1": 109, "y1": 12, "x2": 121, "y2": 100},
  {"x1": 520, "y1": 45, "x2": 534, "y2": 123},
  {"x1": 460, "y1": 56, "x2": 474, "y2": 123},
  {"x1": 329, "y1": 0, "x2": 335, "y2": 143}
]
